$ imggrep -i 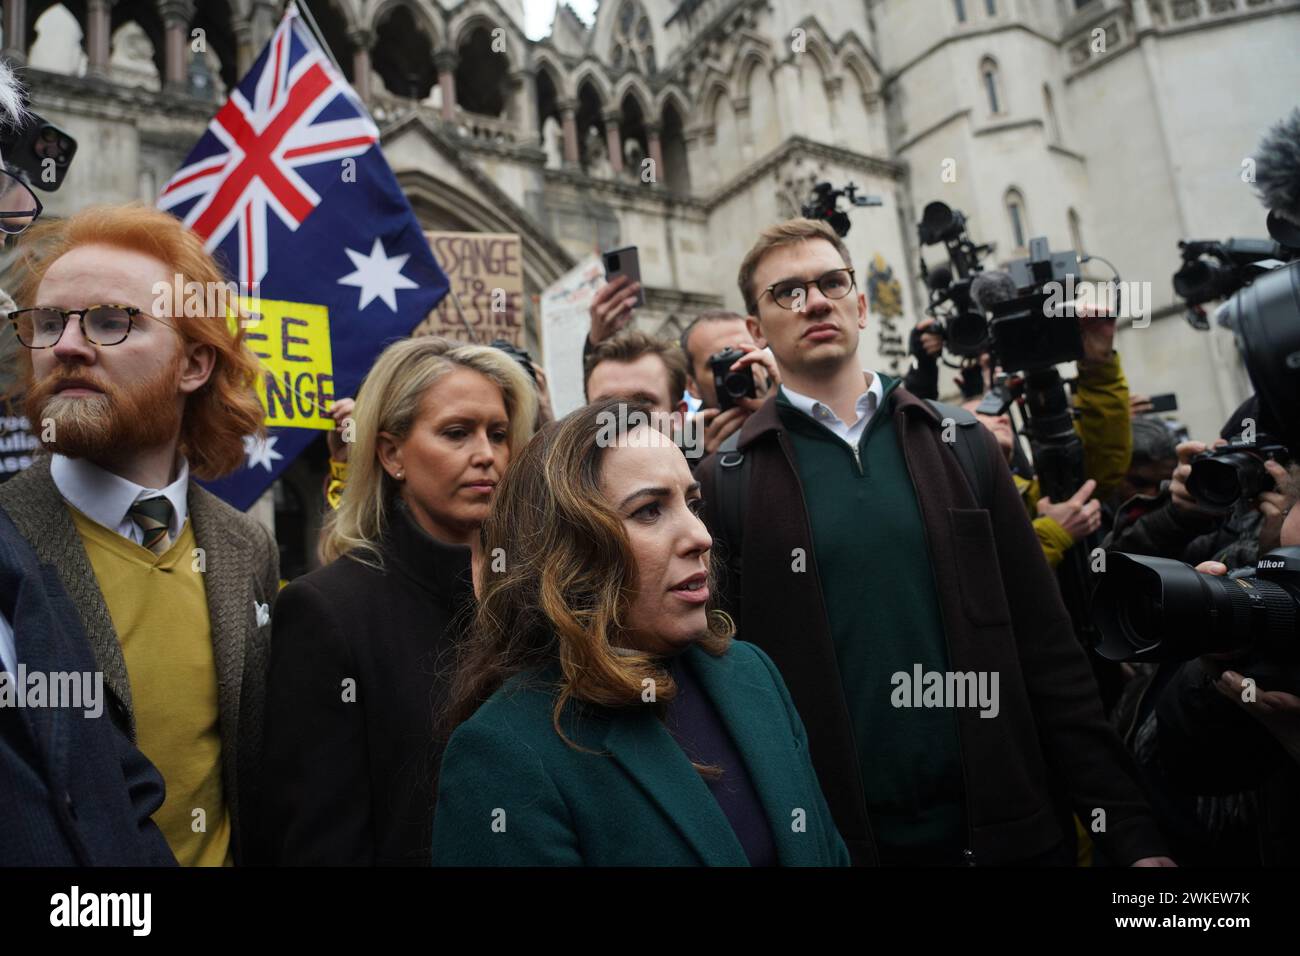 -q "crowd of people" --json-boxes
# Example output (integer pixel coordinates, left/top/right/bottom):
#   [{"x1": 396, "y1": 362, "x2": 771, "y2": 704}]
[{"x1": 3, "y1": 61, "x2": 1298, "y2": 869}]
